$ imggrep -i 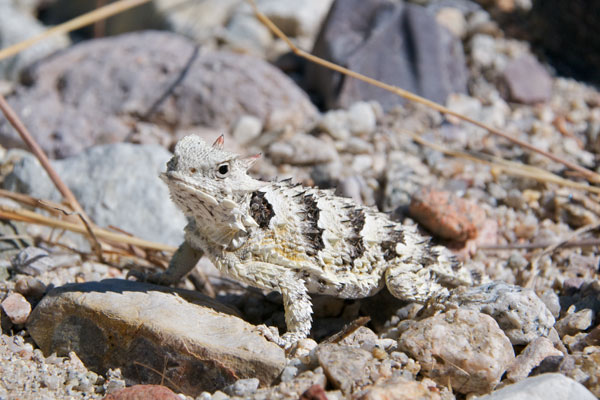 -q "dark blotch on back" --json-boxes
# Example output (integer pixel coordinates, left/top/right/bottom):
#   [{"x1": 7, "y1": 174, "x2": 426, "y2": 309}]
[
  {"x1": 302, "y1": 194, "x2": 325, "y2": 256},
  {"x1": 347, "y1": 209, "x2": 366, "y2": 261},
  {"x1": 380, "y1": 229, "x2": 405, "y2": 261},
  {"x1": 250, "y1": 191, "x2": 275, "y2": 228}
]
